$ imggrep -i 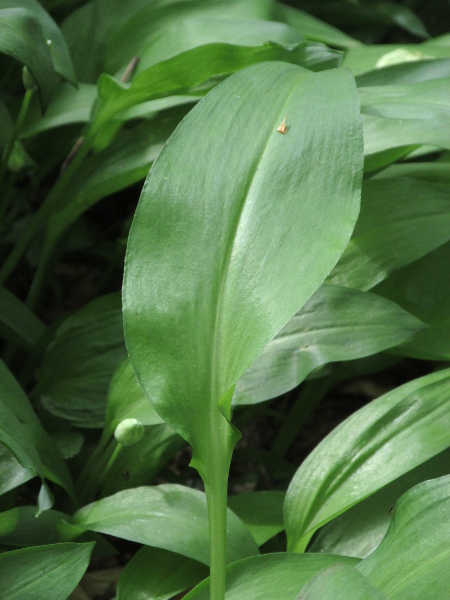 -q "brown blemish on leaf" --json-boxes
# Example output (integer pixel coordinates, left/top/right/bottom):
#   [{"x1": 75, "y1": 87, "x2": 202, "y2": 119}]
[{"x1": 277, "y1": 115, "x2": 287, "y2": 134}]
